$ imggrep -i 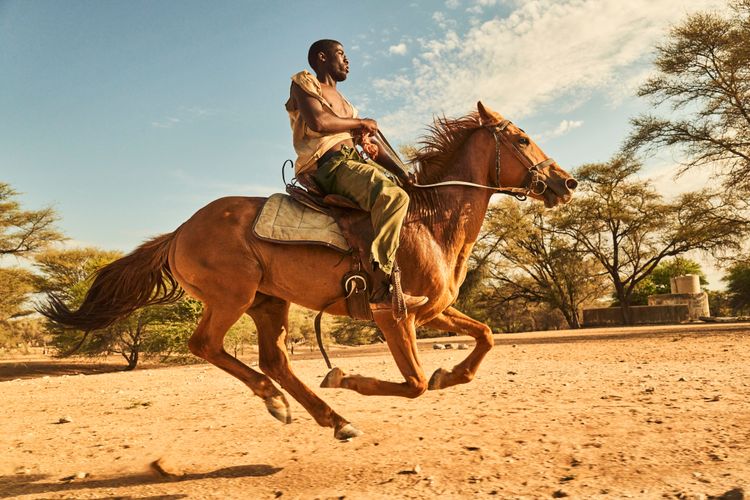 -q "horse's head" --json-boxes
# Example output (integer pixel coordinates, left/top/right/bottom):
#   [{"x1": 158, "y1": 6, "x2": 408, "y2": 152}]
[{"x1": 477, "y1": 101, "x2": 577, "y2": 208}]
